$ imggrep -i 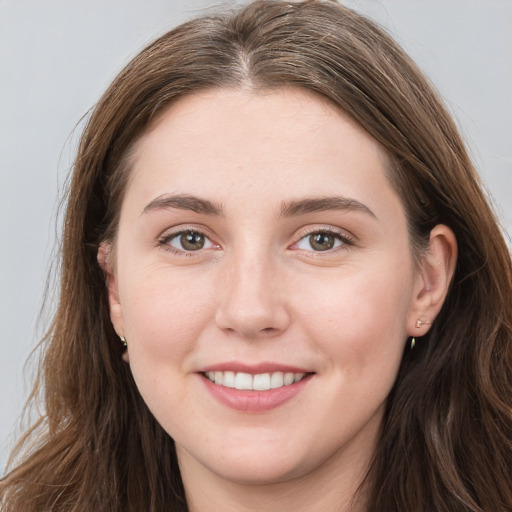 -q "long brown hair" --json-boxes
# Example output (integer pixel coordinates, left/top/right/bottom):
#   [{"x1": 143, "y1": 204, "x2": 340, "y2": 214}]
[{"x1": 2, "y1": 1, "x2": 511, "y2": 510}]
